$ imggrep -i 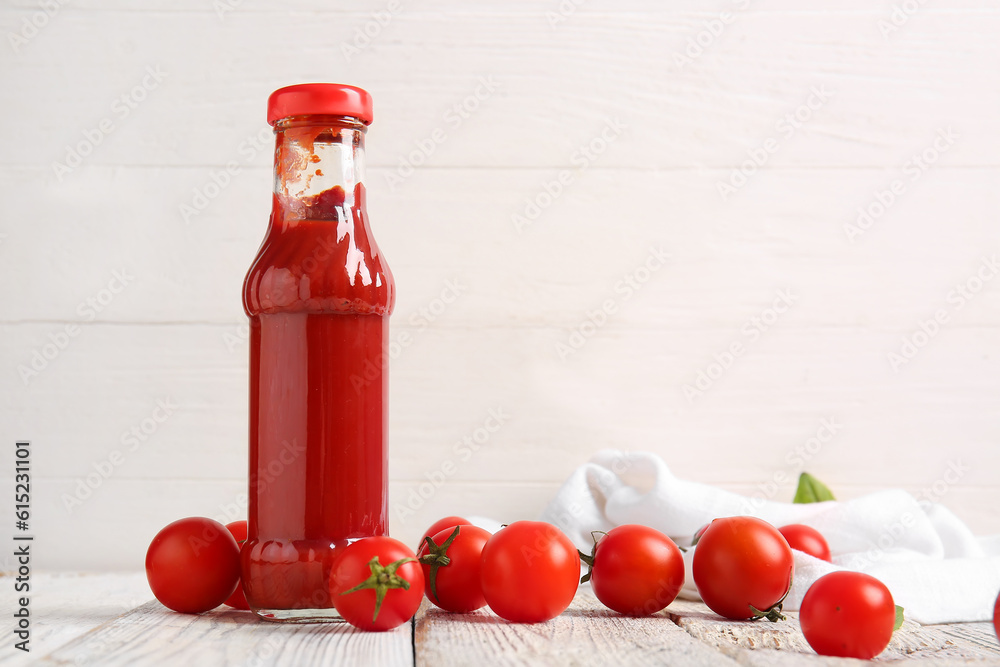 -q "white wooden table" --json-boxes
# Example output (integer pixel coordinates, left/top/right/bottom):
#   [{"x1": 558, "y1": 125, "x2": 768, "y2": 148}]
[{"x1": 3, "y1": 573, "x2": 999, "y2": 666}]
